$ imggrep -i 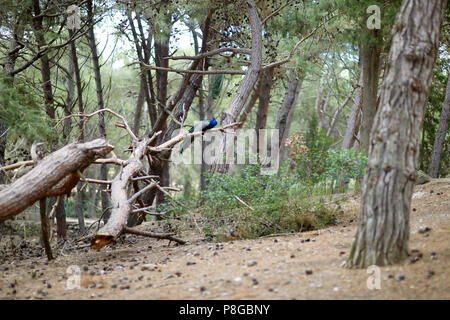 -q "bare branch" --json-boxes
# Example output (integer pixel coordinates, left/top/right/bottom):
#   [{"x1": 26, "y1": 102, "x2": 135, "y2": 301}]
[
  {"x1": 150, "y1": 122, "x2": 241, "y2": 152},
  {"x1": 123, "y1": 227, "x2": 186, "y2": 245},
  {"x1": 136, "y1": 62, "x2": 246, "y2": 75},
  {"x1": 128, "y1": 182, "x2": 157, "y2": 203},
  {"x1": 55, "y1": 108, "x2": 138, "y2": 141},
  {"x1": 164, "y1": 47, "x2": 251, "y2": 60}
]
